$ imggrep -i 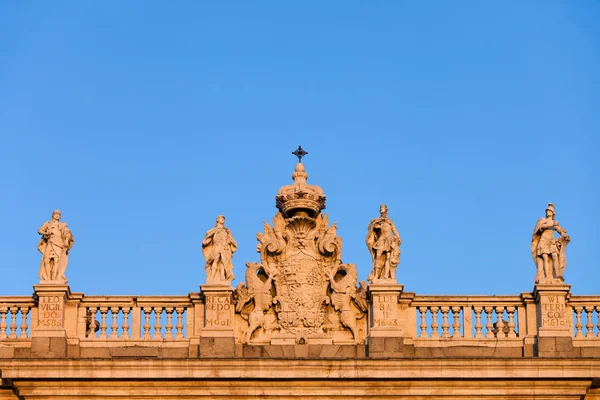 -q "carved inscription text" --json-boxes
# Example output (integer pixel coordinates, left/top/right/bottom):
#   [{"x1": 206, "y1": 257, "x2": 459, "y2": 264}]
[
  {"x1": 205, "y1": 295, "x2": 232, "y2": 329},
  {"x1": 38, "y1": 295, "x2": 64, "y2": 328}
]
